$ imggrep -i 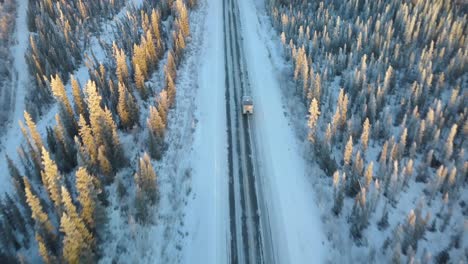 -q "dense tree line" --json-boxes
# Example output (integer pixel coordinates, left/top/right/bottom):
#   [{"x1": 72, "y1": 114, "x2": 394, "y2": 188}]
[
  {"x1": 268, "y1": 0, "x2": 466, "y2": 261},
  {"x1": 1, "y1": 0, "x2": 196, "y2": 262}
]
